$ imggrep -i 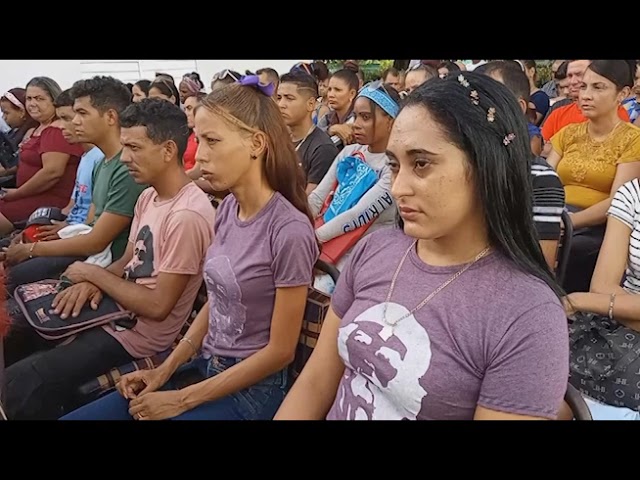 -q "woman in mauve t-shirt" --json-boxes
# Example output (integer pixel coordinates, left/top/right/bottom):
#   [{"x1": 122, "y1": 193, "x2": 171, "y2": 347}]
[
  {"x1": 61, "y1": 76, "x2": 319, "y2": 421},
  {"x1": 0, "y1": 77, "x2": 83, "y2": 235},
  {"x1": 276, "y1": 72, "x2": 570, "y2": 421}
]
